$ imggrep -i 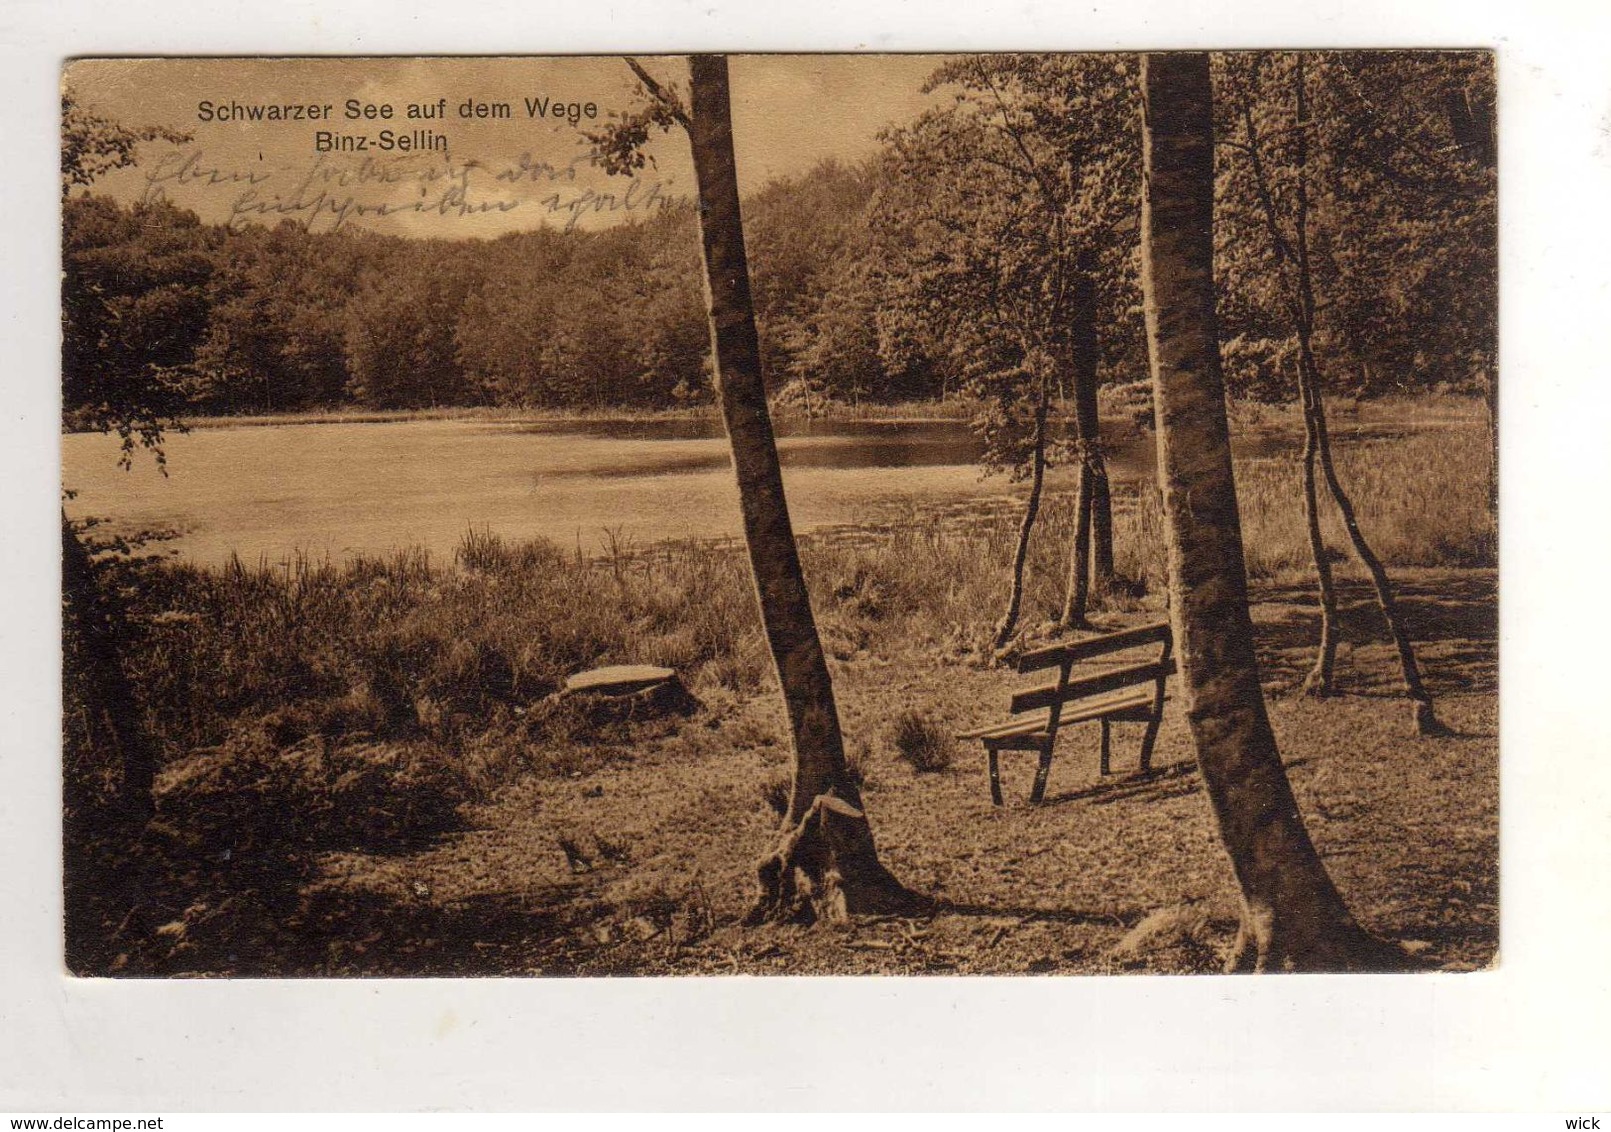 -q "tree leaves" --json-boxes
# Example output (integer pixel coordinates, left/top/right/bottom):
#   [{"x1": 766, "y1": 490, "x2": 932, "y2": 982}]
[{"x1": 1213, "y1": 51, "x2": 1496, "y2": 399}]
